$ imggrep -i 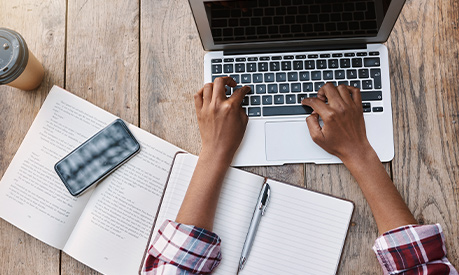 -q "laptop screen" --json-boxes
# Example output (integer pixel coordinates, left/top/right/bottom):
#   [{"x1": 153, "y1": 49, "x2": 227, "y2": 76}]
[{"x1": 204, "y1": 0, "x2": 392, "y2": 45}]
